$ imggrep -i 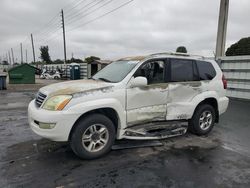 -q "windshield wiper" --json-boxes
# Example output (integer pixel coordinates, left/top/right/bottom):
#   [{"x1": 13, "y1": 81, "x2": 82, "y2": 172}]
[{"x1": 97, "y1": 78, "x2": 112, "y2": 83}]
